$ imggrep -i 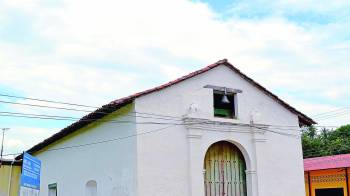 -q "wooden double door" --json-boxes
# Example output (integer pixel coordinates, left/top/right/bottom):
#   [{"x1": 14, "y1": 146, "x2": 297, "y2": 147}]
[{"x1": 204, "y1": 141, "x2": 247, "y2": 196}]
